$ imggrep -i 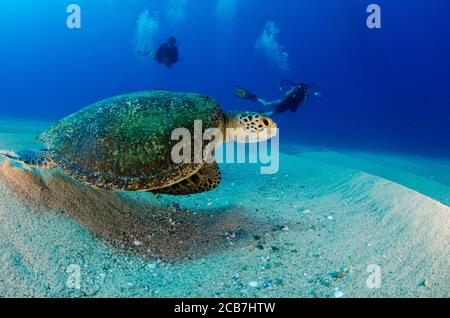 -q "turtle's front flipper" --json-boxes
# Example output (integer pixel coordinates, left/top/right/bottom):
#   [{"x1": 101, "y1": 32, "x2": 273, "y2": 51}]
[
  {"x1": 0, "y1": 150, "x2": 56, "y2": 169},
  {"x1": 153, "y1": 163, "x2": 222, "y2": 195}
]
